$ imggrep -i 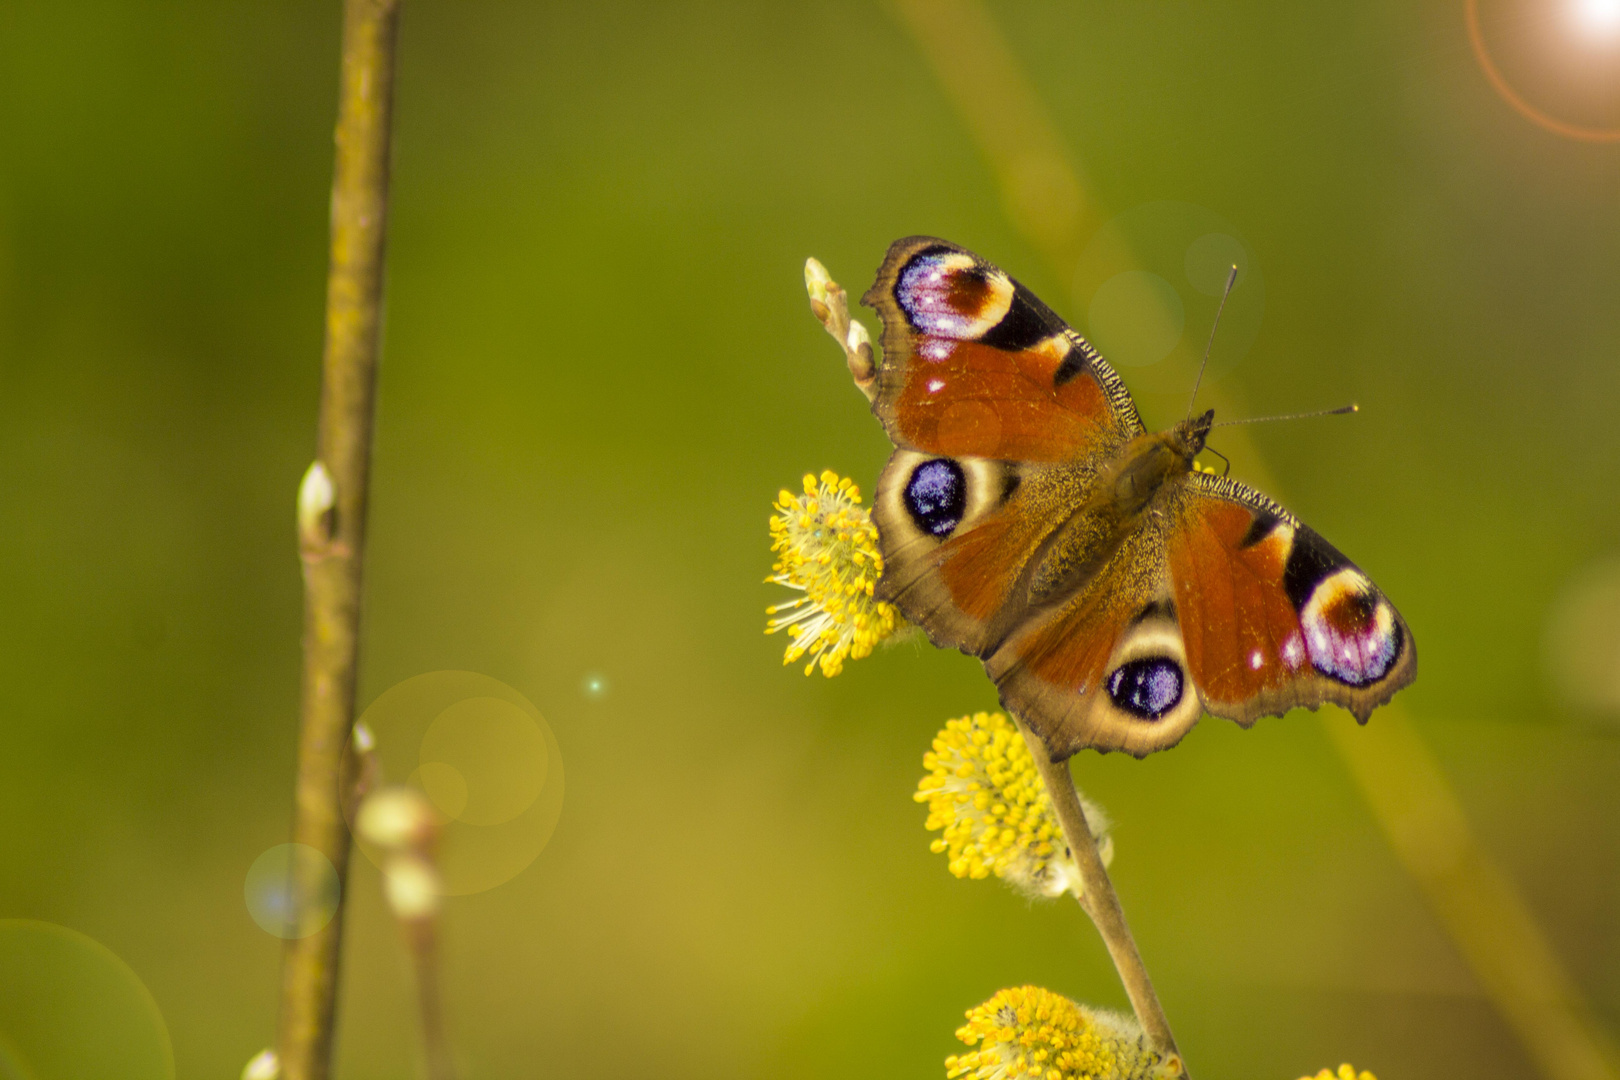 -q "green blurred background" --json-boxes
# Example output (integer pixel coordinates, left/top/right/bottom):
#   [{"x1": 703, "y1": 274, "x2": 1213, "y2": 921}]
[{"x1": 0, "y1": 1, "x2": 1617, "y2": 1077}]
